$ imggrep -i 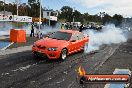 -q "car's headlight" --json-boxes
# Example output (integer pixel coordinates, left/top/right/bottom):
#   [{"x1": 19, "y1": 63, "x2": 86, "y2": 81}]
[{"x1": 48, "y1": 47, "x2": 58, "y2": 51}]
